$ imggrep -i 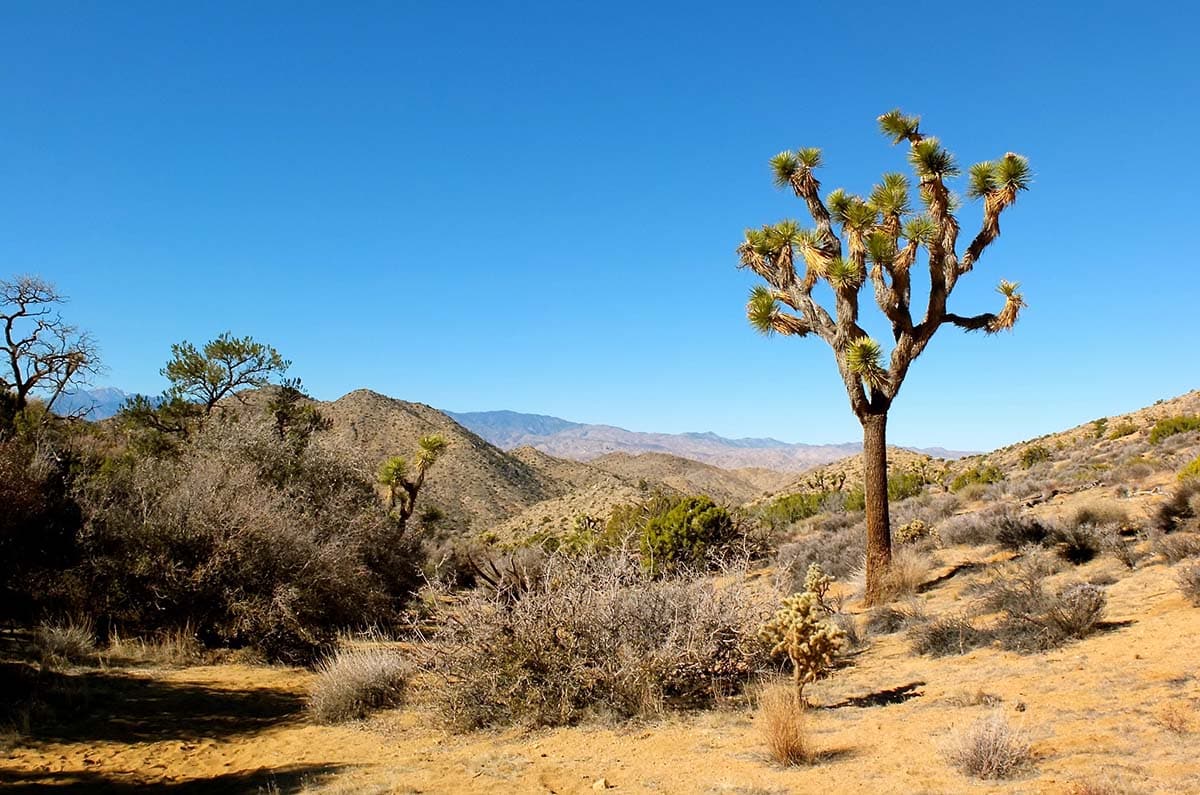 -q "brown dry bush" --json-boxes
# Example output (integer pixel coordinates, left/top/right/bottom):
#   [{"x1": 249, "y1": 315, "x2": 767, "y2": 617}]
[
  {"x1": 908, "y1": 614, "x2": 989, "y2": 657},
  {"x1": 874, "y1": 546, "x2": 932, "y2": 602},
  {"x1": 757, "y1": 684, "x2": 813, "y2": 766},
  {"x1": 308, "y1": 648, "x2": 411, "y2": 724},
  {"x1": 976, "y1": 559, "x2": 1107, "y2": 652},
  {"x1": 1177, "y1": 561, "x2": 1200, "y2": 606},
  {"x1": 774, "y1": 518, "x2": 865, "y2": 587},
  {"x1": 1152, "y1": 532, "x2": 1200, "y2": 563},
  {"x1": 1155, "y1": 481, "x2": 1200, "y2": 534},
  {"x1": 72, "y1": 419, "x2": 422, "y2": 664},
  {"x1": 428, "y1": 553, "x2": 774, "y2": 730},
  {"x1": 34, "y1": 618, "x2": 95, "y2": 667},
  {"x1": 943, "y1": 712, "x2": 1033, "y2": 779}
]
